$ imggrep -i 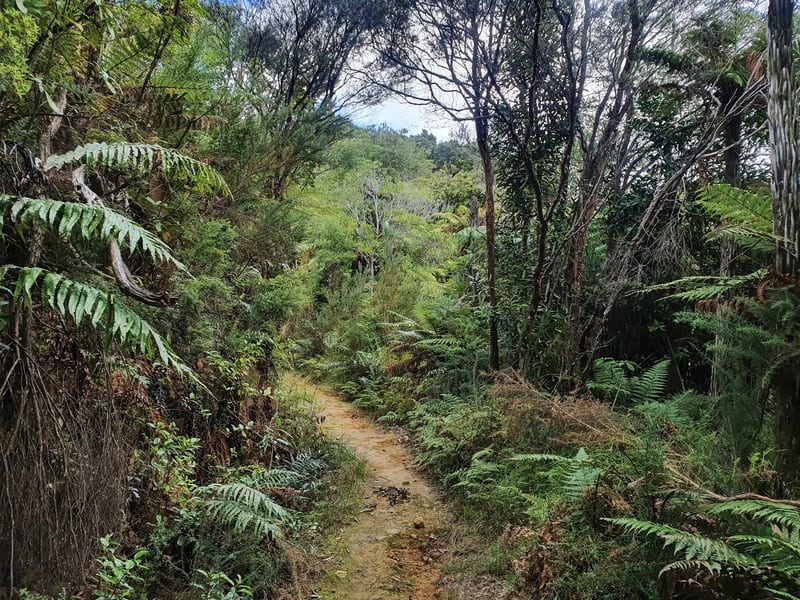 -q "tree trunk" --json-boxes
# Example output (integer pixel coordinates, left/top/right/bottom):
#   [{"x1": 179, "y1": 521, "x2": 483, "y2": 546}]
[
  {"x1": 767, "y1": 0, "x2": 800, "y2": 483},
  {"x1": 710, "y1": 92, "x2": 743, "y2": 397},
  {"x1": 565, "y1": 0, "x2": 644, "y2": 377},
  {"x1": 476, "y1": 119, "x2": 500, "y2": 370}
]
